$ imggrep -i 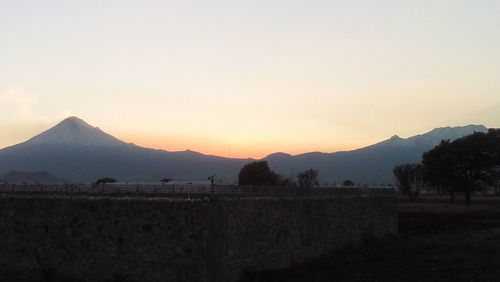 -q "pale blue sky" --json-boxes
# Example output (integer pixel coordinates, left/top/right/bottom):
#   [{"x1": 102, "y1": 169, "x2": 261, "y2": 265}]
[{"x1": 1, "y1": 0, "x2": 499, "y2": 157}]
